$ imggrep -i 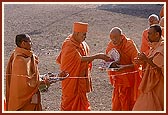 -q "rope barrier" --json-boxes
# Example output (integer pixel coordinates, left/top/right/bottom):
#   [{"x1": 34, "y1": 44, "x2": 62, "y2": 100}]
[{"x1": 3, "y1": 66, "x2": 161, "y2": 79}]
